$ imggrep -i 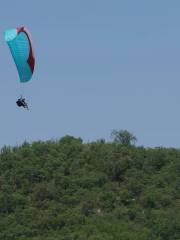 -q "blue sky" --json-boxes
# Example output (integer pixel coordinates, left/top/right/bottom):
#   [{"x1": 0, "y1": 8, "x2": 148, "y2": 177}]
[{"x1": 0, "y1": 0, "x2": 180, "y2": 147}]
